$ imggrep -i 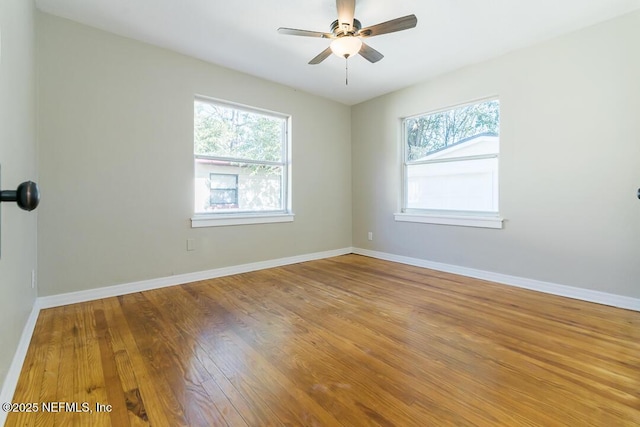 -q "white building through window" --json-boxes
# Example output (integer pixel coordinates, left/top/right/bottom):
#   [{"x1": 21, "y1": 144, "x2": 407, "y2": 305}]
[
  {"x1": 399, "y1": 98, "x2": 502, "y2": 228},
  {"x1": 193, "y1": 97, "x2": 292, "y2": 226}
]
